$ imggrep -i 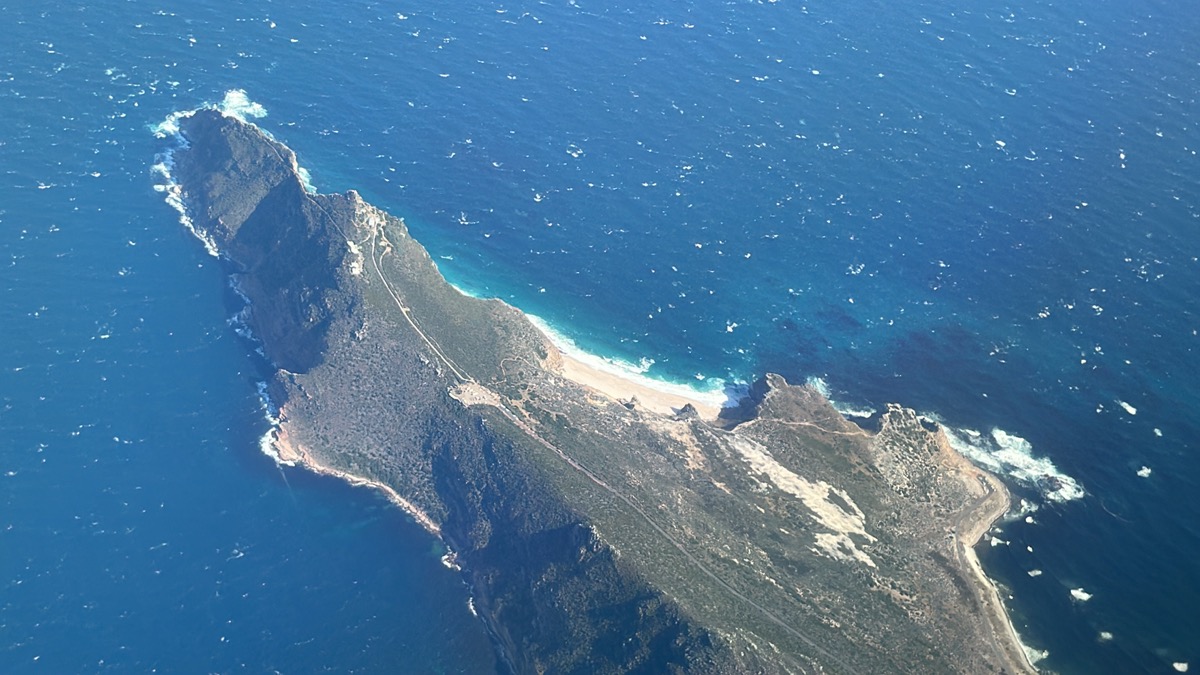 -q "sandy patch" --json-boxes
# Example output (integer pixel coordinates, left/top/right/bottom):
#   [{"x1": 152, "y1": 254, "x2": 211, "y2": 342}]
[
  {"x1": 728, "y1": 435, "x2": 877, "y2": 567},
  {"x1": 557, "y1": 351, "x2": 722, "y2": 420}
]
